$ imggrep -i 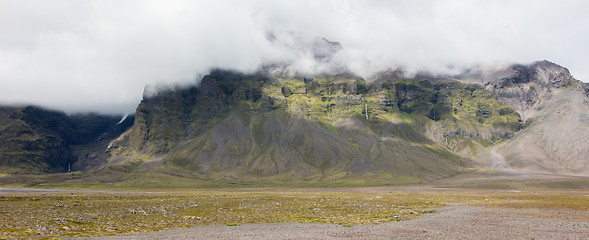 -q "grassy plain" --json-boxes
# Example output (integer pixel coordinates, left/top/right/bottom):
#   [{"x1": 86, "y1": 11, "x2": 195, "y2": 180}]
[{"x1": 1, "y1": 188, "x2": 589, "y2": 239}]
